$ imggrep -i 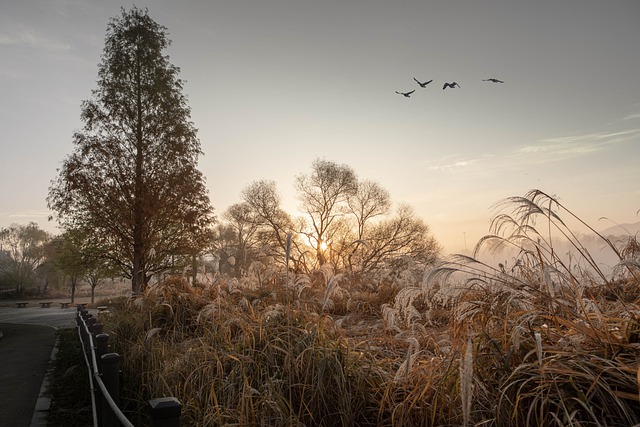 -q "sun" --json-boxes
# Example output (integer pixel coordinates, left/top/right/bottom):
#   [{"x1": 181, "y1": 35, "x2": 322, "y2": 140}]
[{"x1": 303, "y1": 235, "x2": 330, "y2": 252}]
